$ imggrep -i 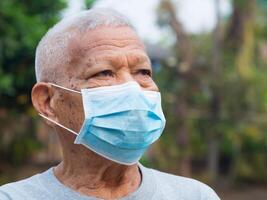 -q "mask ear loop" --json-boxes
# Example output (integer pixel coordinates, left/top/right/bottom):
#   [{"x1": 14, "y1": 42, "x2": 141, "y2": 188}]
[
  {"x1": 38, "y1": 83, "x2": 82, "y2": 135},
  {"x1": 39, "y1": 113, "x2": 78, "y2": 136},
  {"x1": 38, "y1": 83, "x2": 81, "y2": 136},
  {"x1": 49, "y1": 83, "x2": 82, "y2": 94}
]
